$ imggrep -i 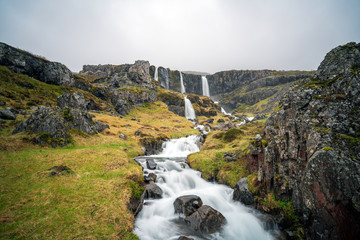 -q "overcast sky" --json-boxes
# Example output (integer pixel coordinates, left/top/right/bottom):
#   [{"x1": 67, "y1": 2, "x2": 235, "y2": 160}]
[{"x1": 0, "y1": 0, "x2": 359, "y2": 73}]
